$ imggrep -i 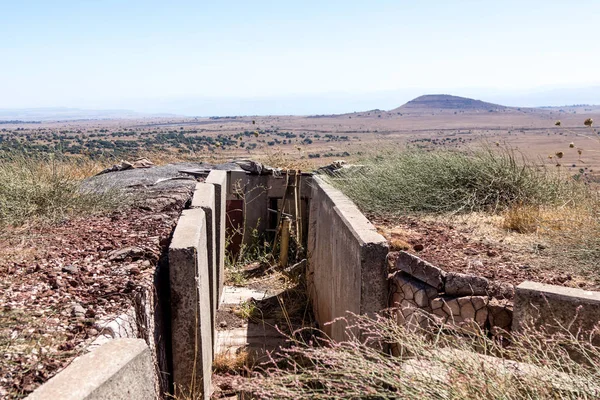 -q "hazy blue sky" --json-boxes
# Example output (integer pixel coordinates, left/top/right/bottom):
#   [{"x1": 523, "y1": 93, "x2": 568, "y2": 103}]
[{"x1": 1, "y1": 0, "x2": 599, "y2": 115}]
